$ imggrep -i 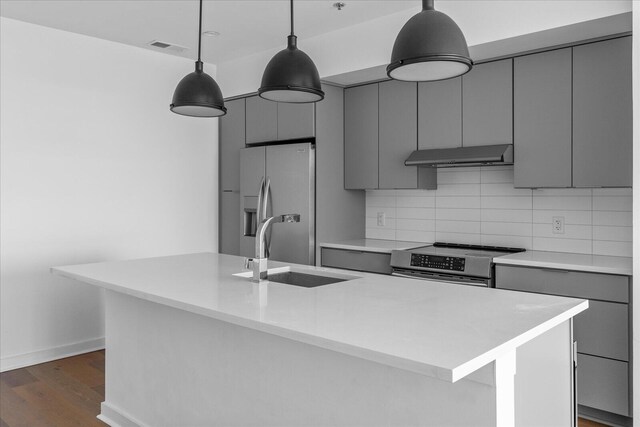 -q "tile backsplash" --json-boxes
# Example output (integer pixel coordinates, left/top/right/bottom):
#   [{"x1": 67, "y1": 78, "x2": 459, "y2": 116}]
[{"x1": 365, "y1": 166, "x2": 632, "y2": 257}]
